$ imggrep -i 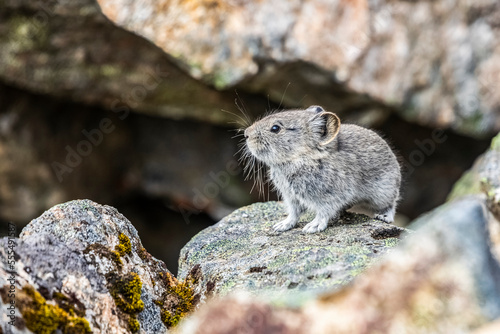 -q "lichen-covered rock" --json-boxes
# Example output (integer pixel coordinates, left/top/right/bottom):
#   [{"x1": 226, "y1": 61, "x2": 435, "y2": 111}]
[
  {"x1": 447, "y1": 132, "x2": 500, "y2": 259},
  {"x1": 305, "y1": 198, "x2": 500, "y2": 333},
  {"x1": 448, "y1": 132, "x2": 500, "y2": 202},
  {"x1": 0, "y1": 0, "x2": 265, "y2": 125},
  {"x1": 97, "y1": 0, "x2": 500, "y2": 137},
  {"x1": 178, "y1": 201, "x2": 407, "y2": 305},
  {"x1": 176, "y1": 198, "x2": 500, "y2": 333},
  {"x1": 0, "y1": 199, "x2": 198, "y2": 333}
]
